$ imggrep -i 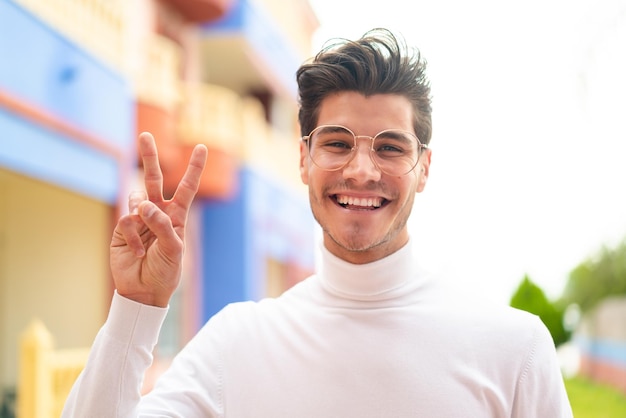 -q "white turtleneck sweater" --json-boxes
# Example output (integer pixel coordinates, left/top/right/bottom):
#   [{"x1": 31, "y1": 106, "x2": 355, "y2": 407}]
[{"x1": 62, "y1": 241, "x2": 572, "y2": 417}]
